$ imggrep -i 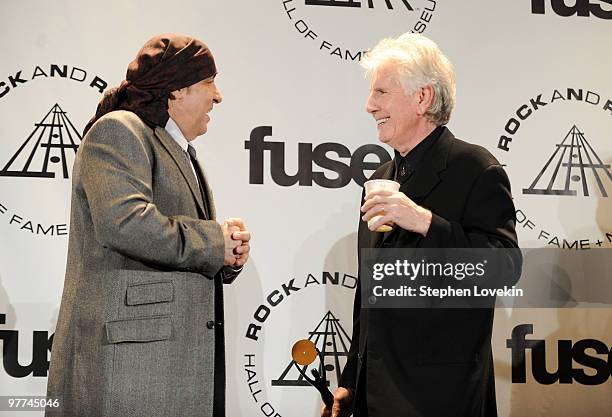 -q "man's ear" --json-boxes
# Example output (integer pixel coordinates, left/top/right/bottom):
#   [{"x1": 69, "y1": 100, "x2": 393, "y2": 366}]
[
  {"x1": 167, "y1": 88, "x2": 185, "y2": 112},
  {"x1": 168, "y1": 88, "x2": 185, "y2": 101},
  {"x1": 416, "y1": 85, "x2": 434, "y2": 116}
]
